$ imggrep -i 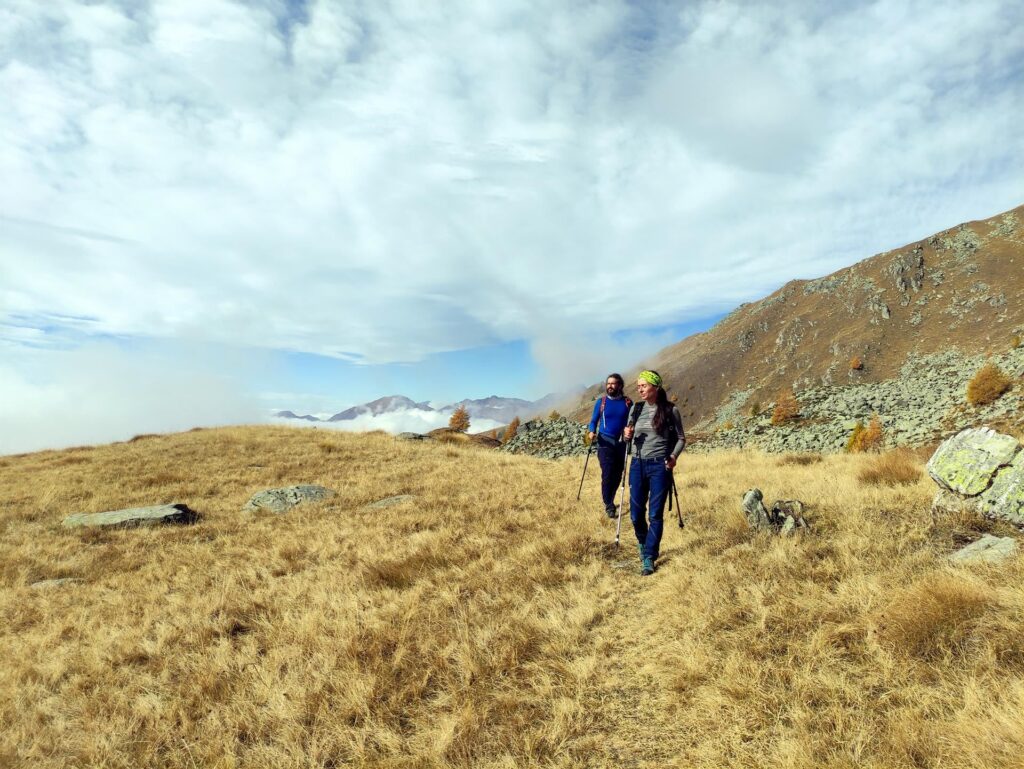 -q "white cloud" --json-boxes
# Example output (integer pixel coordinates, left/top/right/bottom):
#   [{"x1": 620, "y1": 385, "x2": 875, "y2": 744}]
[
  {"x1": 0, "y1": 342, "x2": 264, "y2": 455},
  {"x1": 0, "y1": 0, "x2": 1022, "y2": 399},
  {"x1": 270, "y1": 410, "x2": 505, "y2": 436}
]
